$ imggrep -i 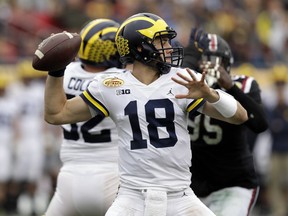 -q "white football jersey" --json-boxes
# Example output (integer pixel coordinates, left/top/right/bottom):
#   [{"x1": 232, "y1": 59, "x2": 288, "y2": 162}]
[
  {"x1": 80, "y1": 67, "x2": 206, "y2": 191},
  {"x1": 61, "y1": 61, "x2": 126, "y2": 164},
  {"x1": 16, "y1": 81, "x2": 45, "y2": 141},
  {"x1": 0, "y1": 94, "x2": 18, "y2": 181},
  {"x1": 0, "y1": 95, "x2": 18, "y2": 146},
  {"x1": 10, "y1": 80, "x2": 46, "y2": 181}
]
